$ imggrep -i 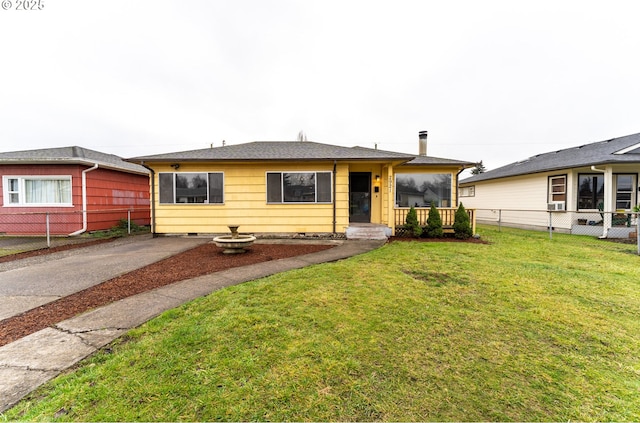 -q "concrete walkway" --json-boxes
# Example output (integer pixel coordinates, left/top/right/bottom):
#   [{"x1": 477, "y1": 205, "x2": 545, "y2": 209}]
[{"x1": 0, "y1": 235, "x2": 385, "y2": 413}]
